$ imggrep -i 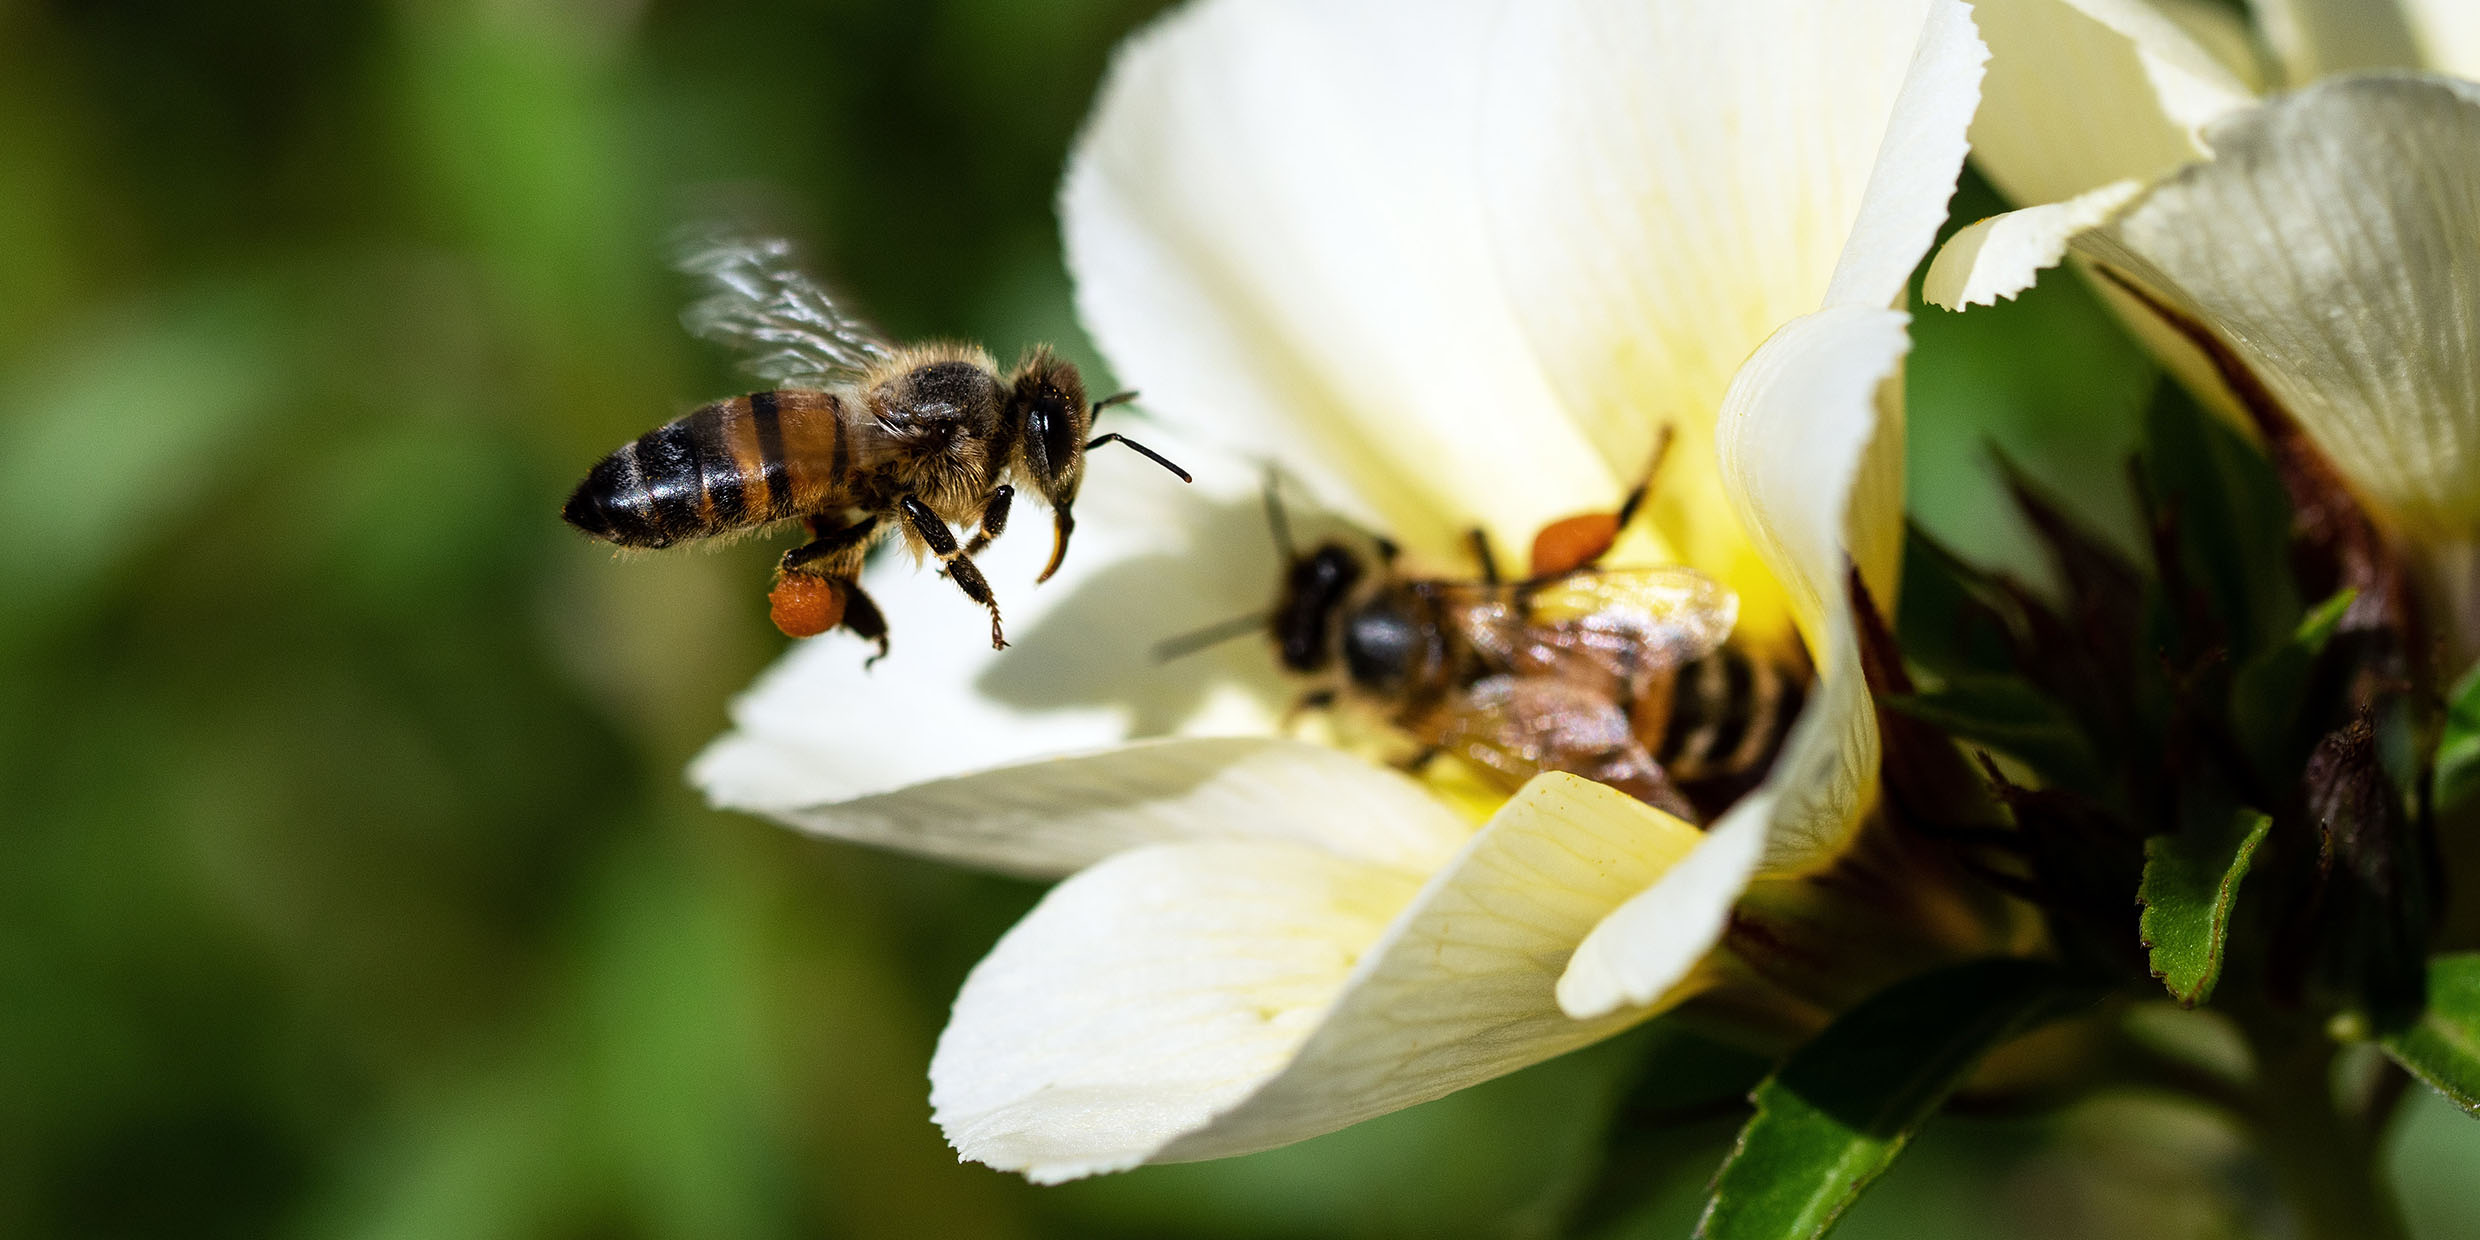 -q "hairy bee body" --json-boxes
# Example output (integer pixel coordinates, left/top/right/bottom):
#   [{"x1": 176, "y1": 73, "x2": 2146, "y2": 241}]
[
  {"x1": 1627, "y1": 642, "x2": 1806, "y2": 806},
  {"x1": 562, "y1": 232, "x2": 1188, "y2": 655},
  {"x1": 563, "y1": 348, "x2": 1009, "y2": 553},
  {"x1": 1273, "y1": 543, "x2": 1806, "y2": 823}
]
